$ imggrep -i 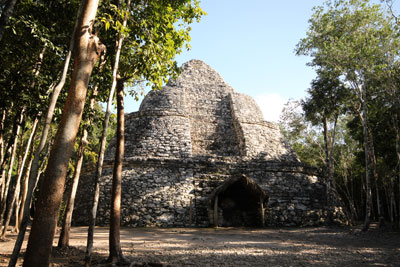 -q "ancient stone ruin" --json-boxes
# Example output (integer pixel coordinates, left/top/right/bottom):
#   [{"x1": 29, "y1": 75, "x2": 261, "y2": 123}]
[{"x1": 75, "y1": 60, "x2": 345, "y2": 227}]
